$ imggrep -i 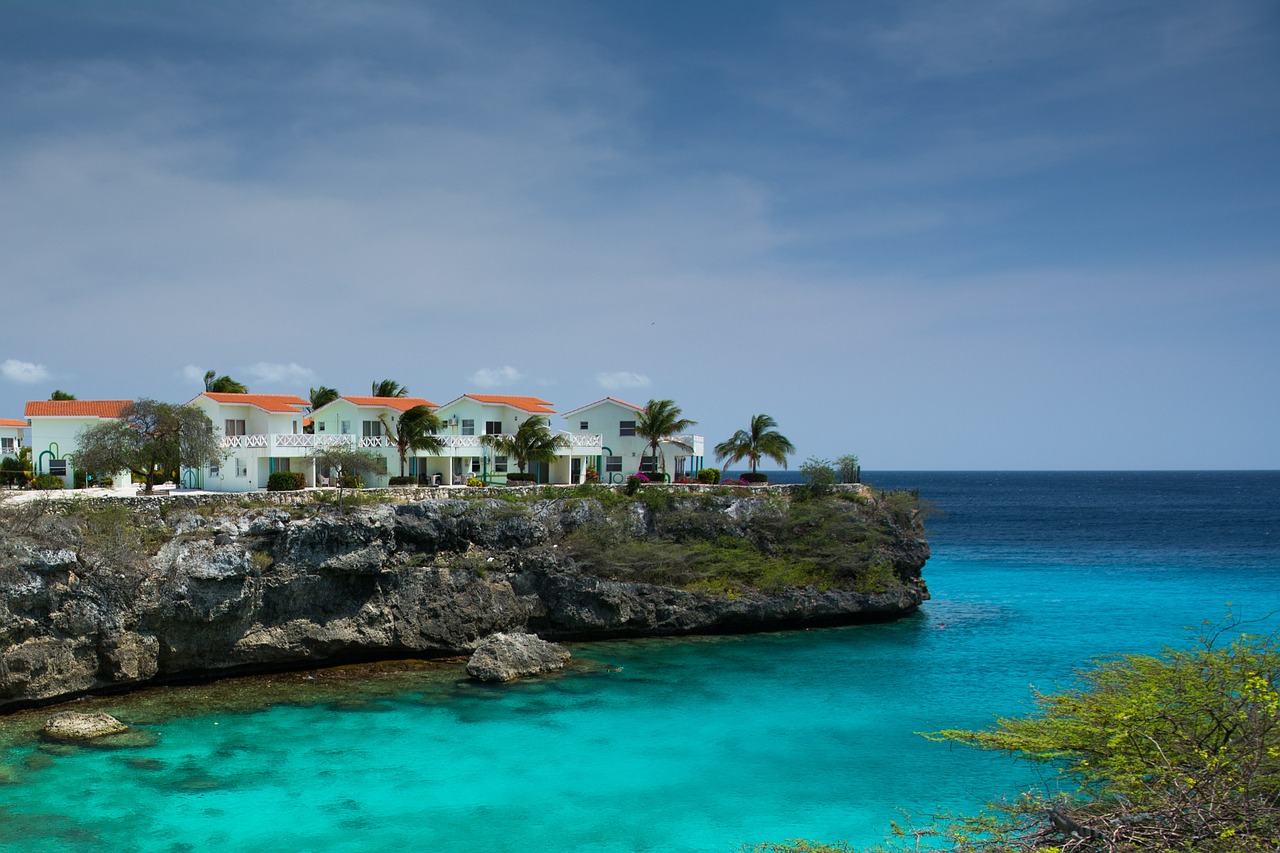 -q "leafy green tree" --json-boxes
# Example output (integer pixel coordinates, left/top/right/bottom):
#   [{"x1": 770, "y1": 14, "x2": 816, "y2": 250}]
[
  {"x1": 481, "y1": 415, "x2": 569, "y2": 479},
  {"x1": 74, "y1": 400, "x2": 221, "y2": 493},
  {"x1": 203, "y1": 370, "x2": 248, "y2": 393},
  {"x1": 635, "y1": 399, "x2": 697, "y2": 477},
  {"x1": 835, "y1": 454, "x2": 860, "y2": 484},
  {"x1": 49, "y1": 390, "x2": 76, "y2": 401},
  {"x1": 714, "y1": 413, "x2": 796, "y2": 475},
  {"x1": 748, "y1": 618, "x2": 1280, "y2": 853},
  {"x1": 380, "y1": 405, "x2": 445, "y2": 477},
  {"x1": 309, "y1": 444, "x2": 383, "y2": 507},
  {"x1": 370, "y1": 379, "x2": 408, "y2": 398}
]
